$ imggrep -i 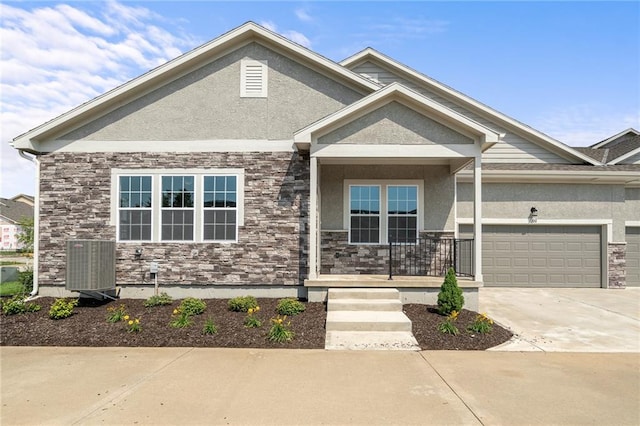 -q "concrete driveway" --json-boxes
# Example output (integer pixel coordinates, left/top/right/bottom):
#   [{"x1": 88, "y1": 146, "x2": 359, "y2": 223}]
[{"x1": 480, "y1": 287, "x2": 640, "y2": 352}]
